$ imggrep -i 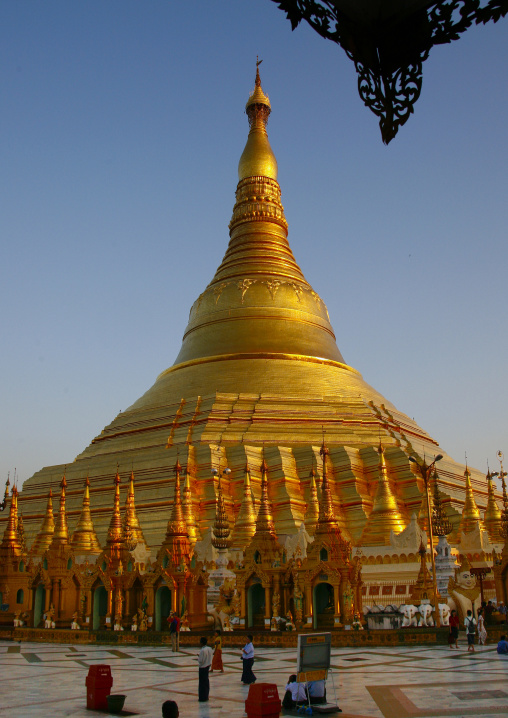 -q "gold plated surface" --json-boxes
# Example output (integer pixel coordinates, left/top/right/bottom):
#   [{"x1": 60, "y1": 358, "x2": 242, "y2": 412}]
[
  {"x1": 70, "y1": 477, "x2": 101, "y2": 555},
  {"x1": 123, "y1": 471, "x2": 147, "y2": 549},
  {"x1": 31, "y1": 490, "x2": 55, "y2": 555},
  {"x1": 50, "y1": 476, "x2": 69, "y2": 548},
  {"x1": 459, "y1": 467, "x2": 486, "y2": 535},
  {"x1": 360, "y1": 444, "x2": 406, "y2": 546}
]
